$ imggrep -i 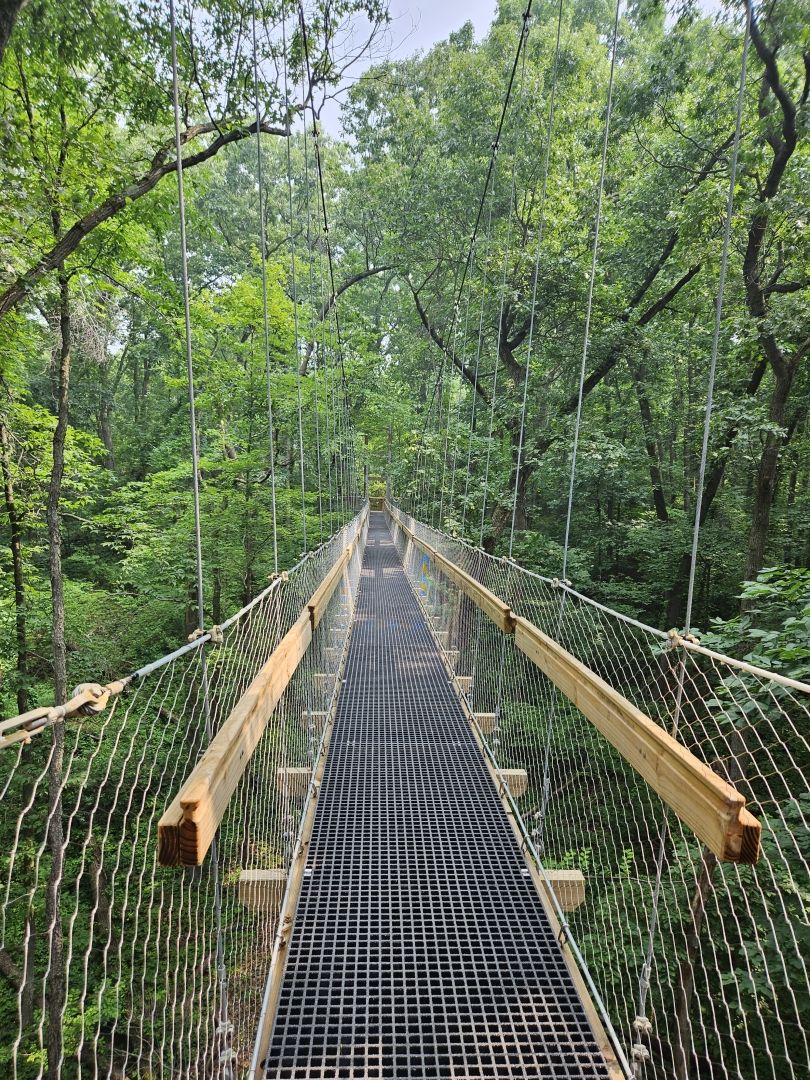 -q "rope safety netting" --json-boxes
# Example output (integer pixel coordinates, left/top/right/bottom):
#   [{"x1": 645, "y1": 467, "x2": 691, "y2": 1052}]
[
  {"x1": 0, "y1": 507, "x2": 367, "y2": 1077},
  {"x1": 0, "y1": 0, "x2": 367, "y2": 1072},
  {"x1": 388, "y1": 503, "x2": 810, "y2": 1080}
]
